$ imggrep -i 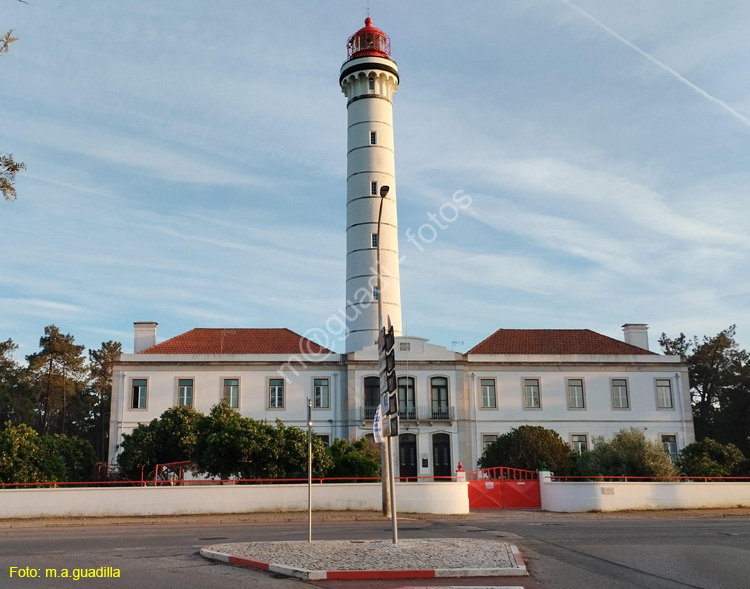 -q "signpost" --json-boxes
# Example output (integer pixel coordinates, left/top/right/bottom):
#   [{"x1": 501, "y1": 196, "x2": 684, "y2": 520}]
[{"x1": 378, "y1": 321, "x2": 399, "y2": 544}]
